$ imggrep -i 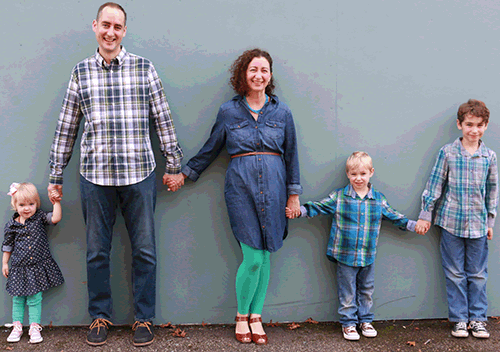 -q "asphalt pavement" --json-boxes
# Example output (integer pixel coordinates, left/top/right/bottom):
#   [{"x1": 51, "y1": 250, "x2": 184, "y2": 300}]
[{"x1": 1, "y1": 318, "x2": 500, "y2": 352}]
